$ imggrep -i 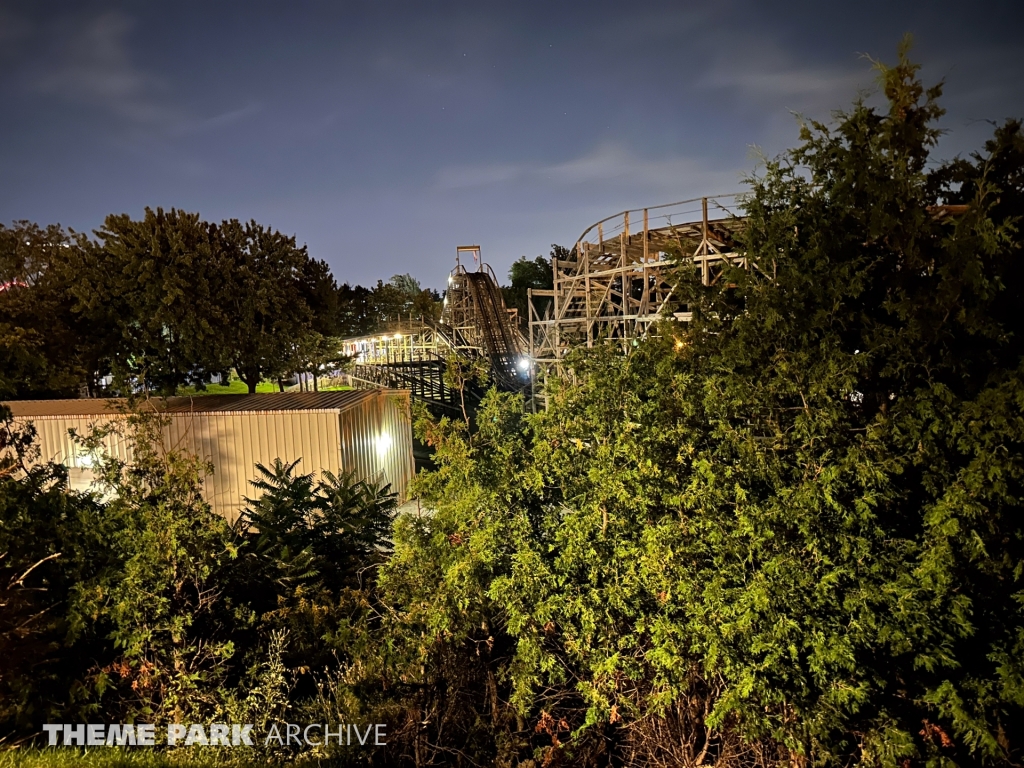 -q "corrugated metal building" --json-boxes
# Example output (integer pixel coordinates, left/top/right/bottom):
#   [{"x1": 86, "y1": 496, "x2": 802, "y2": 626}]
[{"x1": 2, "y1": 391, "x2": 415, "y2": 522}]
